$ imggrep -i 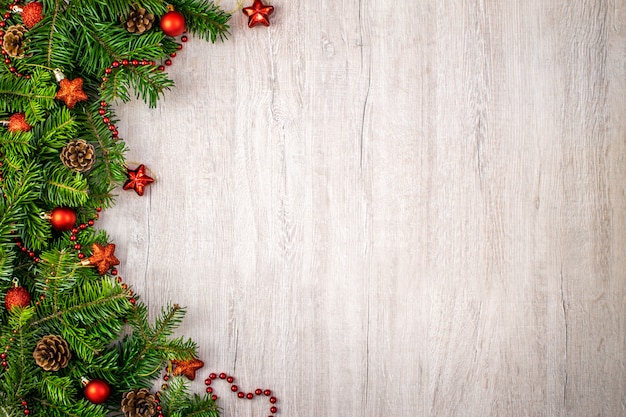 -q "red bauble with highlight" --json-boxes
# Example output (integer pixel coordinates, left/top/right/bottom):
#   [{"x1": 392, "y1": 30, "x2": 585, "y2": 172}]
[
  {"x1": 50, "y1": 207, "x2": 77, "y2": 231},
  {"x1": 160, "y1": 10, "x2": 186, "y2": 36},
  {"x1": 83, "y1": 379, "x2": 111, "y2": 404}
]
